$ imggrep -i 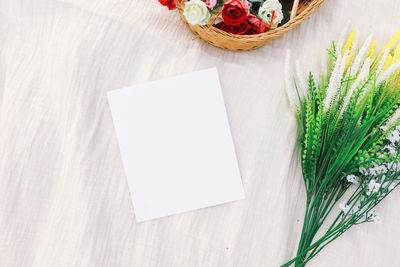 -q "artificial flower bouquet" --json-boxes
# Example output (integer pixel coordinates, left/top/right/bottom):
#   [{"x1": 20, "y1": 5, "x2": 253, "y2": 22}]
[
  {"x1": 283, "y1": 27, "x2": 400, "y2": 266},
  {"x1": 158, "y1": 0, "x2": 284, "y2": 35},
  {"x1": 157, "y1": 0, "x2": 324, "y2": 51}
]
